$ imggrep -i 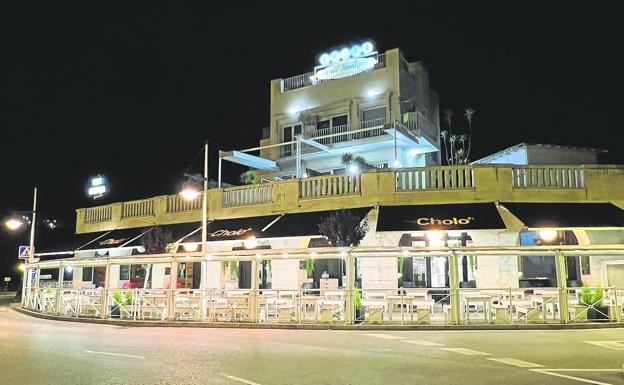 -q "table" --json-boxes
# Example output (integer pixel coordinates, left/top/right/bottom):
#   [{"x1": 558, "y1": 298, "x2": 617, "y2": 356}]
[
  {"x1": 463, "y1": 295, "x2": 493, "y2": 323},
  {"x1": 530, "y1": 294, "x2": 559, "y2": 321}
]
